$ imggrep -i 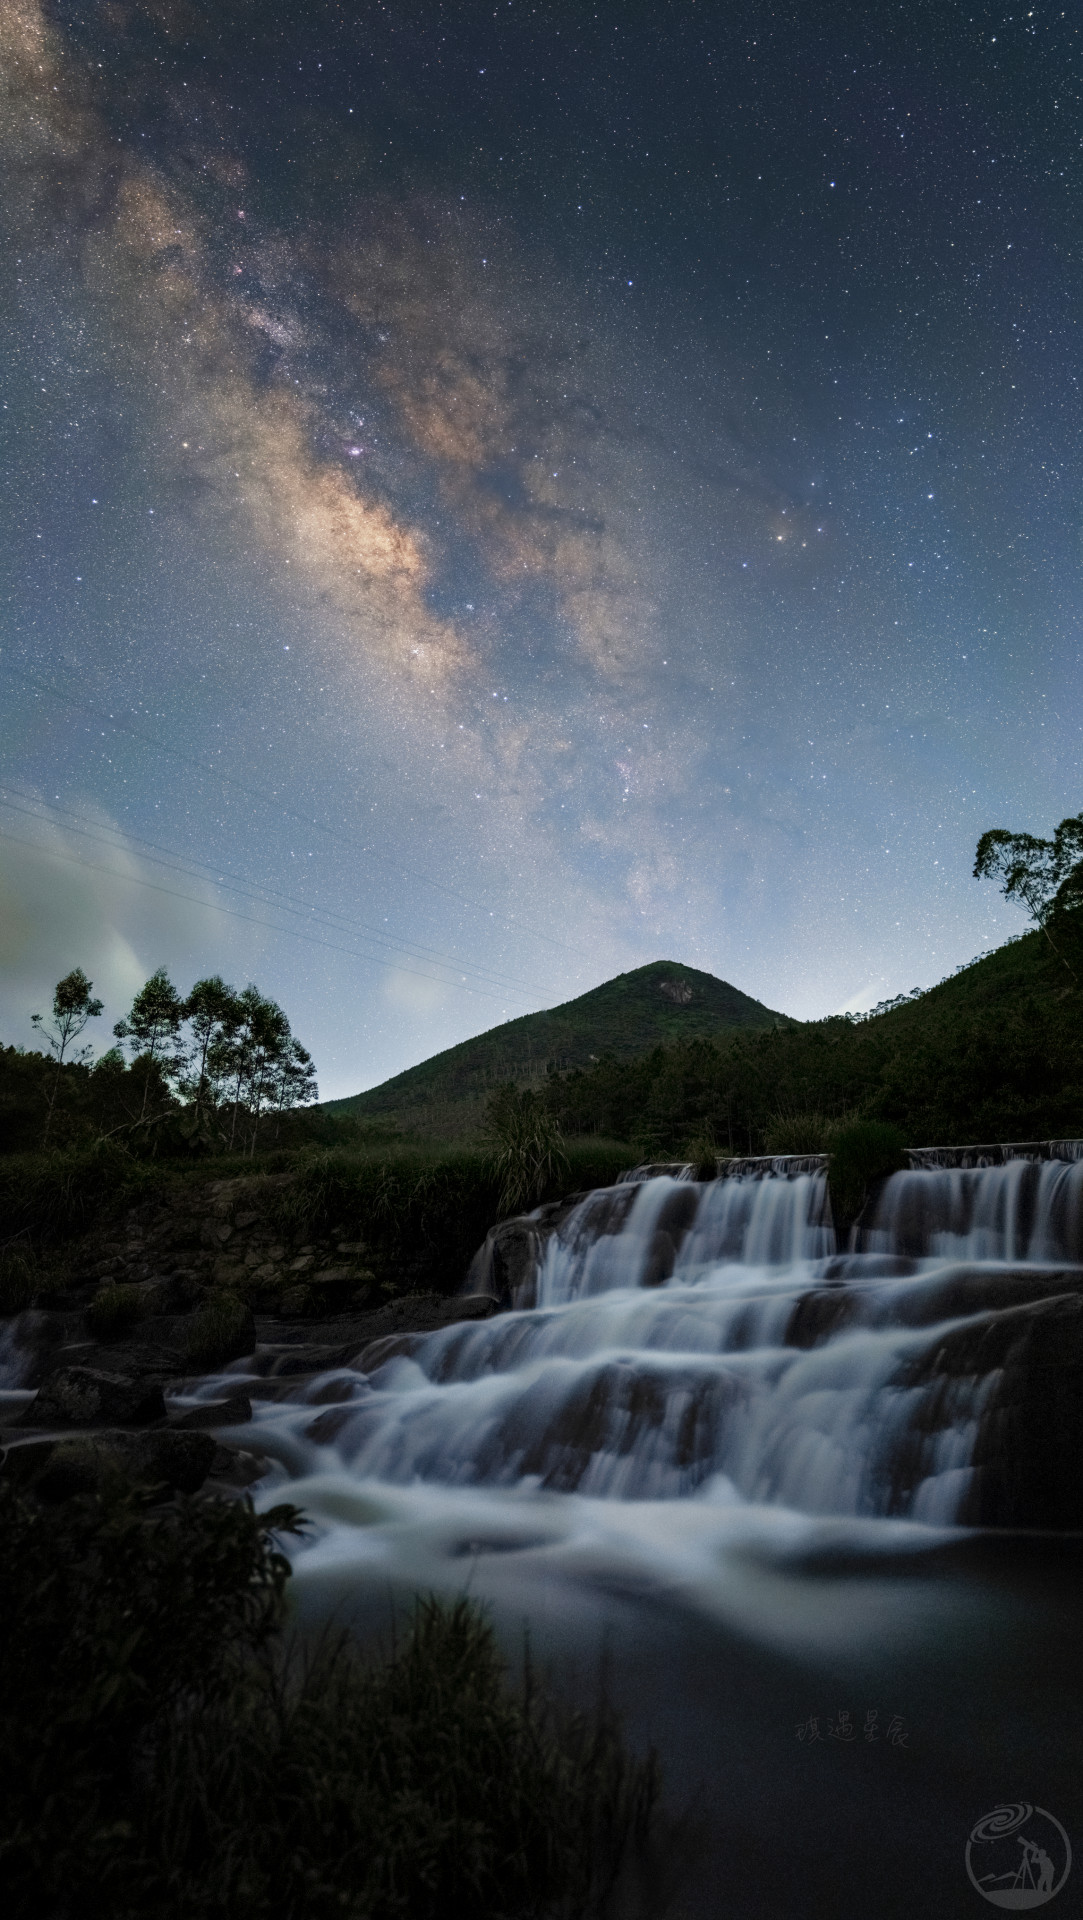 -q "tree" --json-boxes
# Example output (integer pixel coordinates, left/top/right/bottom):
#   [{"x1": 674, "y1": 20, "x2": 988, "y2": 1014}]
[
  {"x1": 30, "y1": 968, "x2": 104, "y2": 1143},
  {"x1": 182, "y1": 976, "x2": 240, "y2": 1122},
  {"x1": 267, "y1": 1037, "x2": 318, "y2": 1133},
  {"x1": 113, "y1": 968, "x2": 187, "y2": 1122},
  {"x1": 208, "y1": 984, "x2": 304, "y2": 1154},
  {"x1": 974, "y1": 814, "x2": 1083, "y2": 983}
]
